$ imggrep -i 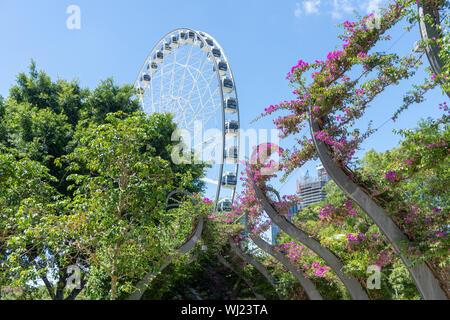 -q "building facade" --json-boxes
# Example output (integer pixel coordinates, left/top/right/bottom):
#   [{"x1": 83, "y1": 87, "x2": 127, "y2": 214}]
[{"x1": 297, "y1": 164, "x2": 330, "y2": 207}]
